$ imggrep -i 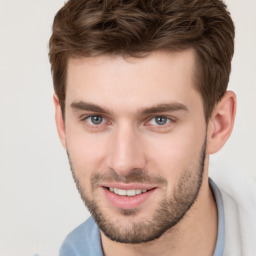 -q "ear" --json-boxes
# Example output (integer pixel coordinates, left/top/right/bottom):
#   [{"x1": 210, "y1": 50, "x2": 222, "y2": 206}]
[
  {"x1": 53, "y1": 94, "x2": 67, "y2": 149},
  {"x1": 207, "y1": 91, "x2": 236, "y2": 154}
]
